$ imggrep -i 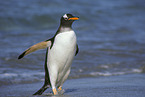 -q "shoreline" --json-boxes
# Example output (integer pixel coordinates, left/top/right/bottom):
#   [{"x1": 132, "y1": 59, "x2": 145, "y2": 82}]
[{"x1": 0, "y1": 74, "x2": 145, "y2": 97}]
